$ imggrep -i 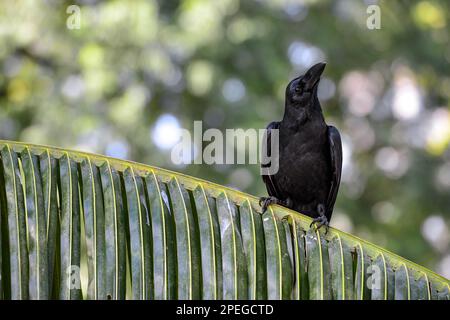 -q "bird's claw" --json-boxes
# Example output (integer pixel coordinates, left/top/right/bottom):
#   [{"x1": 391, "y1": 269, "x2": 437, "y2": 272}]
[
  {"x1": 259, "y1": 196, "x2": 278, "y2": 213},
  {"x1": 258, "y1": 197, "x2": 265, "y2": 207},
  {"x1": 310, "y1": 215, "x2": 329, "y2": 234}
]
